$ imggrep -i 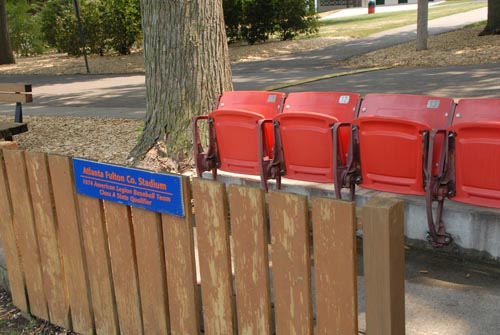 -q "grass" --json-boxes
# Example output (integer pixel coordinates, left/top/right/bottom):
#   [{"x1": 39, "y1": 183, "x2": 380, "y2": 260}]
[{"x1": 317, "y1": 1, "x2": 486, "y2": 38}]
